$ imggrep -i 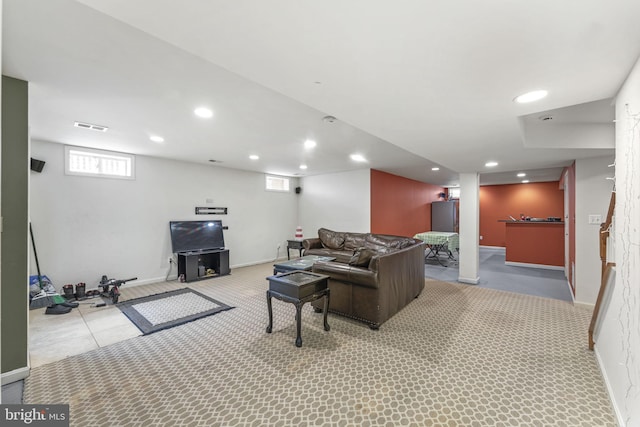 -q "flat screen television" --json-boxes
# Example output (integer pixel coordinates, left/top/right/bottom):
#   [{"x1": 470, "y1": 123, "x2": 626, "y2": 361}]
[{"x1": 169, "y1": 220, "x2": 225, "y2": 253}]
